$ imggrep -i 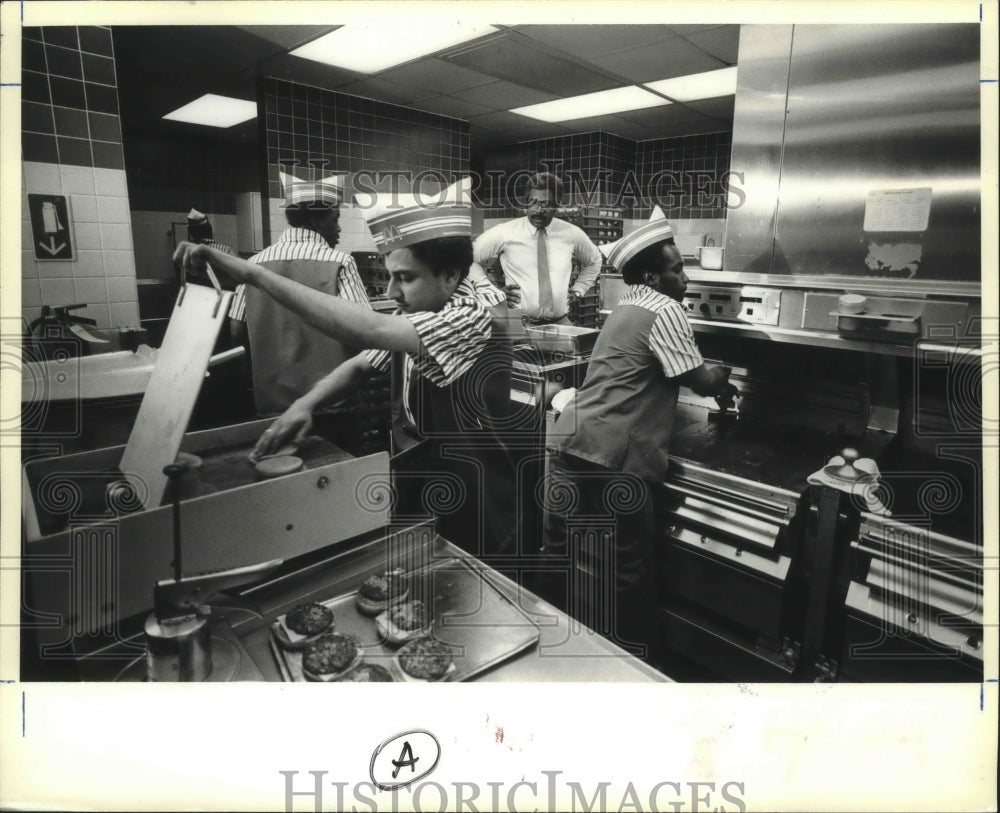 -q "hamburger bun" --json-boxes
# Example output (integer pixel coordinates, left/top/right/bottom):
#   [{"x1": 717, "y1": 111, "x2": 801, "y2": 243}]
[
  {"x1": 396, "y1": 637, "x2": 455, "y2": 682},
  {"x1": 355, "y1": 569, "x2": 410, "y2": 616},
  {"x1": 275, "y1": 602, "x2": 334, "y2": 649},
  {"x1": 301, "y1": 633, "x2": 363, "y2": 682},
  {"x1": 376, "y1": 600, "x2": 432, "y2": 646}
]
